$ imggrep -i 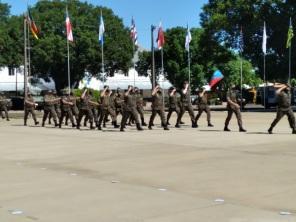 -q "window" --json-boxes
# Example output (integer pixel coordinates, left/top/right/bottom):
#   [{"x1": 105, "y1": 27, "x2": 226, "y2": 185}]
[{"x1": 8, "y1": 67, "x2": 15, "y2": 76}]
